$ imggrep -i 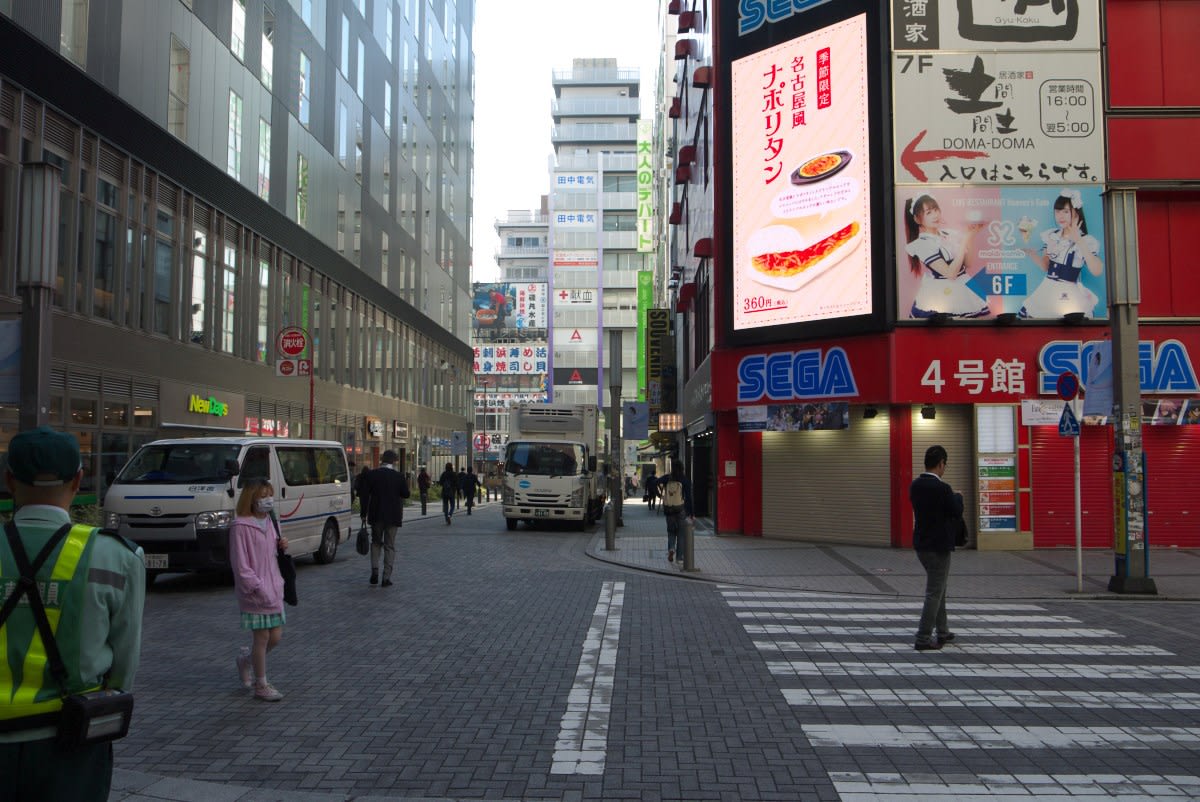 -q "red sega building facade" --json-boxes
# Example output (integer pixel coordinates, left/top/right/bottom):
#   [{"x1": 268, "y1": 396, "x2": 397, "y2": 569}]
[{"x1": 668, "y1": 0, "x2": 1200, "y2": 550}]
